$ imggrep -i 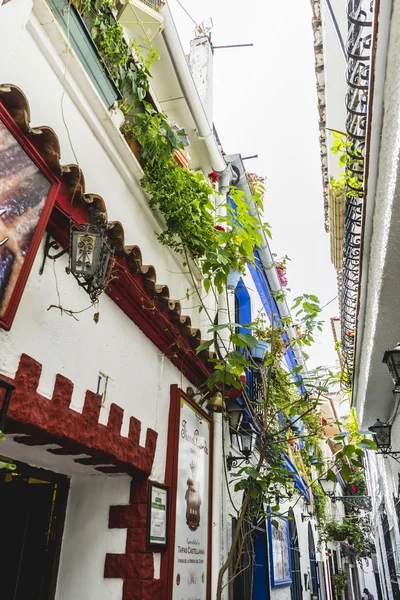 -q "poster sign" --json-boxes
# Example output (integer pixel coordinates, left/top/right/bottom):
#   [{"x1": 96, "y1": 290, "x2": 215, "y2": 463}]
[
  {"x1": 172, "y1": 397, "x2": 211, "y2": 600},
  {"x1": 268, "y1": 515, "x2": 292, "y2": 587},
  {"x1": 148, "y1": 482, "x2": 168, "y2": 549},
  {"x1": 0, "y1": 104, "x2": 60, "y2": 330}
]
